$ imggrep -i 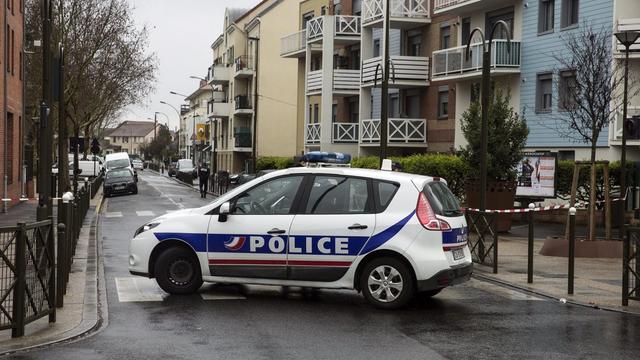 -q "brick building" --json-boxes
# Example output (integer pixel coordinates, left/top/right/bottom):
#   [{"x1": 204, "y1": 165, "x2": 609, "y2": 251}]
[{"x1": 0, "y1": 1, "x2": 29, "y2": 208}]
